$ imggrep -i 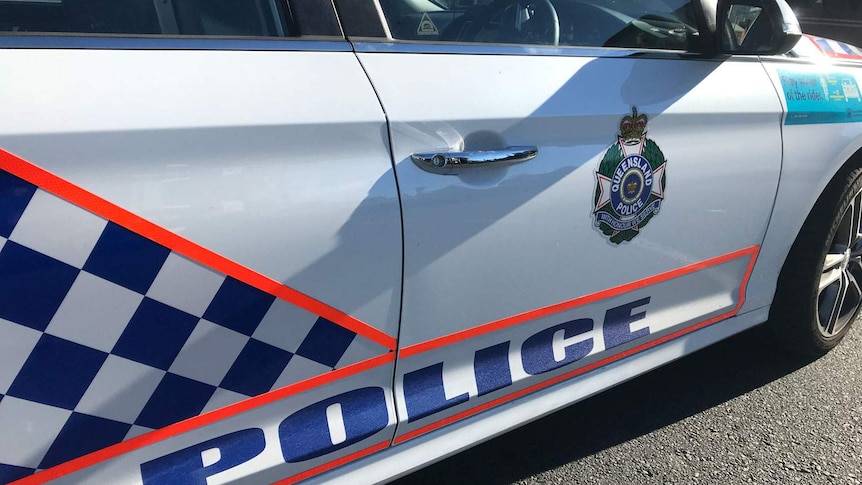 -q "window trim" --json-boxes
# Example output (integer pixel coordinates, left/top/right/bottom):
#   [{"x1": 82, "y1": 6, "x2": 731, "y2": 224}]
[
  {"x1": 332, "y1": 0, "x2": 390, "y2": 38},
  {"x1": 0, "y1": 34, "x2": 351, "y2": 51},
  {"x1": 350, "y1": 39, "x2": 750, "y2": 60},
  {"x1": 0, "y1": 0, "x2": 345, "y2": 43}
]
